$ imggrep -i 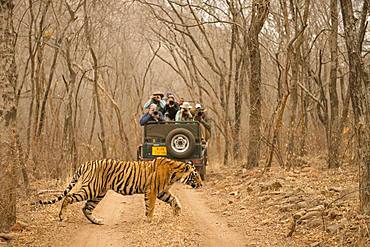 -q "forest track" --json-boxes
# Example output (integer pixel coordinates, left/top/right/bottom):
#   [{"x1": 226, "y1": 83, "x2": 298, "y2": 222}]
[
  {"x1": 14, "y1": 163, "x2": 365, "y2": 247},
  {"x1": 60, "y1": 185, "x2": 246, "y2": 247}
]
